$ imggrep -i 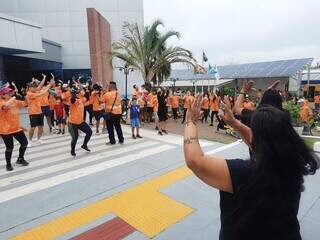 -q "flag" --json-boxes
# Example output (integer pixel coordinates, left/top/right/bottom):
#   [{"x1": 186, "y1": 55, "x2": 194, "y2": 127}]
[
  {"x1": 209, "y1": 65, "x2": 220, "y2": 80},
  {"x1": 194, "y1": 64, "x2": 206, "y2": 74},
  {"x1": 202, "y1": 51, "x2": 208, "y2": 62}
]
